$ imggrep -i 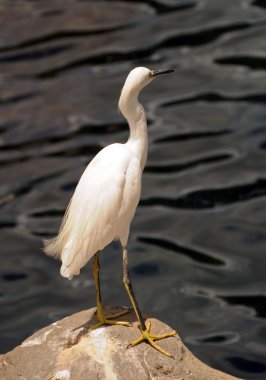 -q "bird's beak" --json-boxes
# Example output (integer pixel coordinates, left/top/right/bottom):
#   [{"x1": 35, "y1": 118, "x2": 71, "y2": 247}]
[{"x1": 151, "y1": 69, "x2": 175, "y2": 77}]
